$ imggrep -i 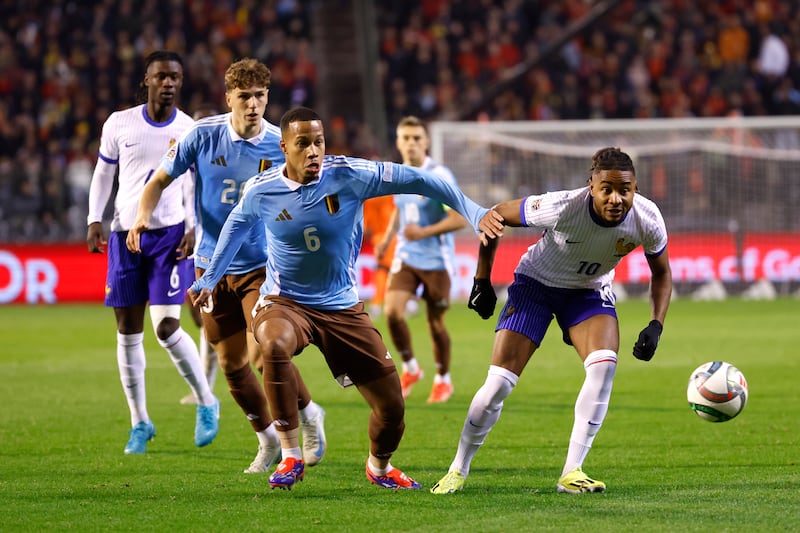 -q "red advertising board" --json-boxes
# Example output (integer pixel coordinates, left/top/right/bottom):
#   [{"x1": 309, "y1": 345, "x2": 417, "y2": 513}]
[{"x1": 3, "y1": 233, "x2": 800, "y2": 304}]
